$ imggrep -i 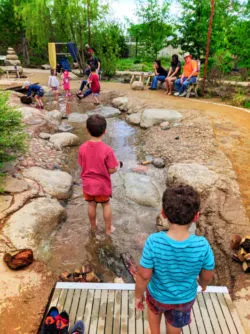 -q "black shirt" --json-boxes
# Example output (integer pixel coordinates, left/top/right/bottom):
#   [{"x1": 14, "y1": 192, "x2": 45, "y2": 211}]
[
  {"x1": 171, "y1": 61, "x2": 181, "y2": 77},
  {"x1": 87, "y1": 56, "x2": 100, "y2": 69},
  {"x1": 157, "y1": 66, "x2": 168, "y2": 77}
]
